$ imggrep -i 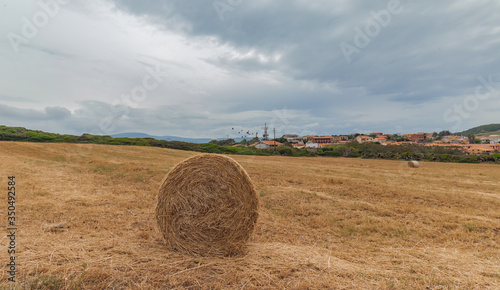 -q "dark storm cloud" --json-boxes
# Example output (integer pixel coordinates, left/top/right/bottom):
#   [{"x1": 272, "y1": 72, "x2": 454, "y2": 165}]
[{"x1": 110, "y1": 0, "x2": 500, "y2": 106}]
